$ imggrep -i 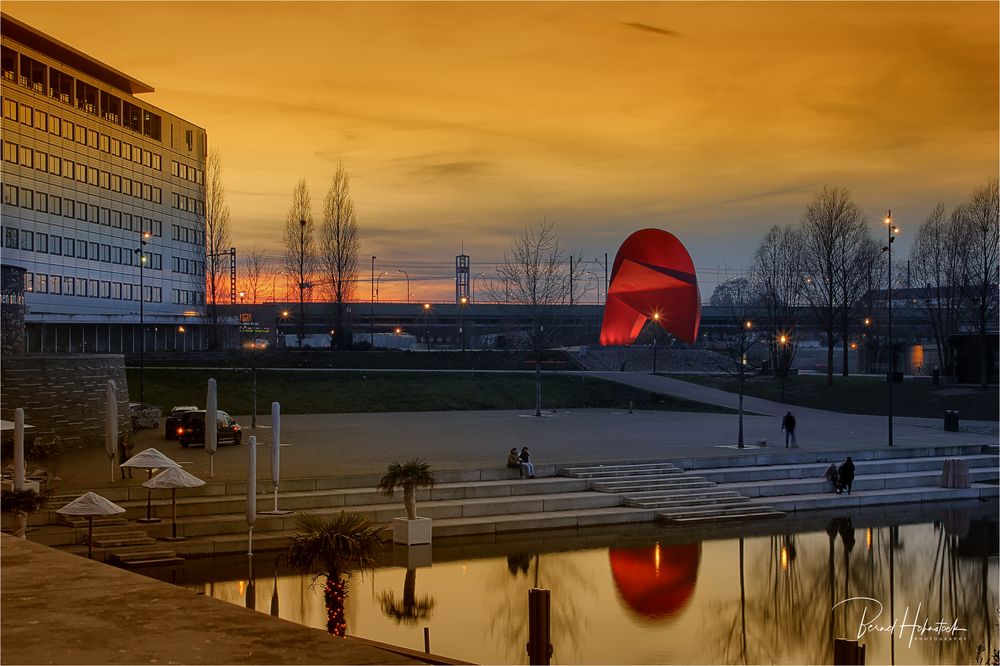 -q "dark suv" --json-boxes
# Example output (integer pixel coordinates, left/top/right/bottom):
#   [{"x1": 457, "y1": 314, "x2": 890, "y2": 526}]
[
  {"x1": 165, "y1": 406, "x2": 198, "y2": 440},
  {"x1": 178, "y1": 410, "x2": 242, "y2": 448}
]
